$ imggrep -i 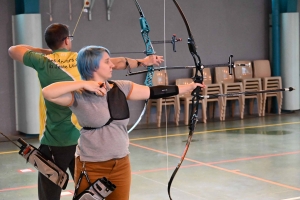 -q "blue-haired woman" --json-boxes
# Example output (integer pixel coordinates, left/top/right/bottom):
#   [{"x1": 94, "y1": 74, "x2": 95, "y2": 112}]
[{"x1": 42, "y1": 45, "x2": 205, "y2": 200}]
